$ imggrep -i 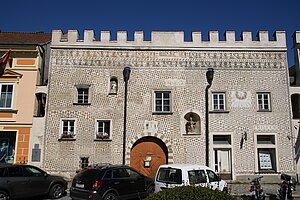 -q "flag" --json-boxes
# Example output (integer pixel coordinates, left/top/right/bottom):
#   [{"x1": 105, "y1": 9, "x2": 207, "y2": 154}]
[{"x1": 0, "y1": 50, "x2": 11, "y2": 77}]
